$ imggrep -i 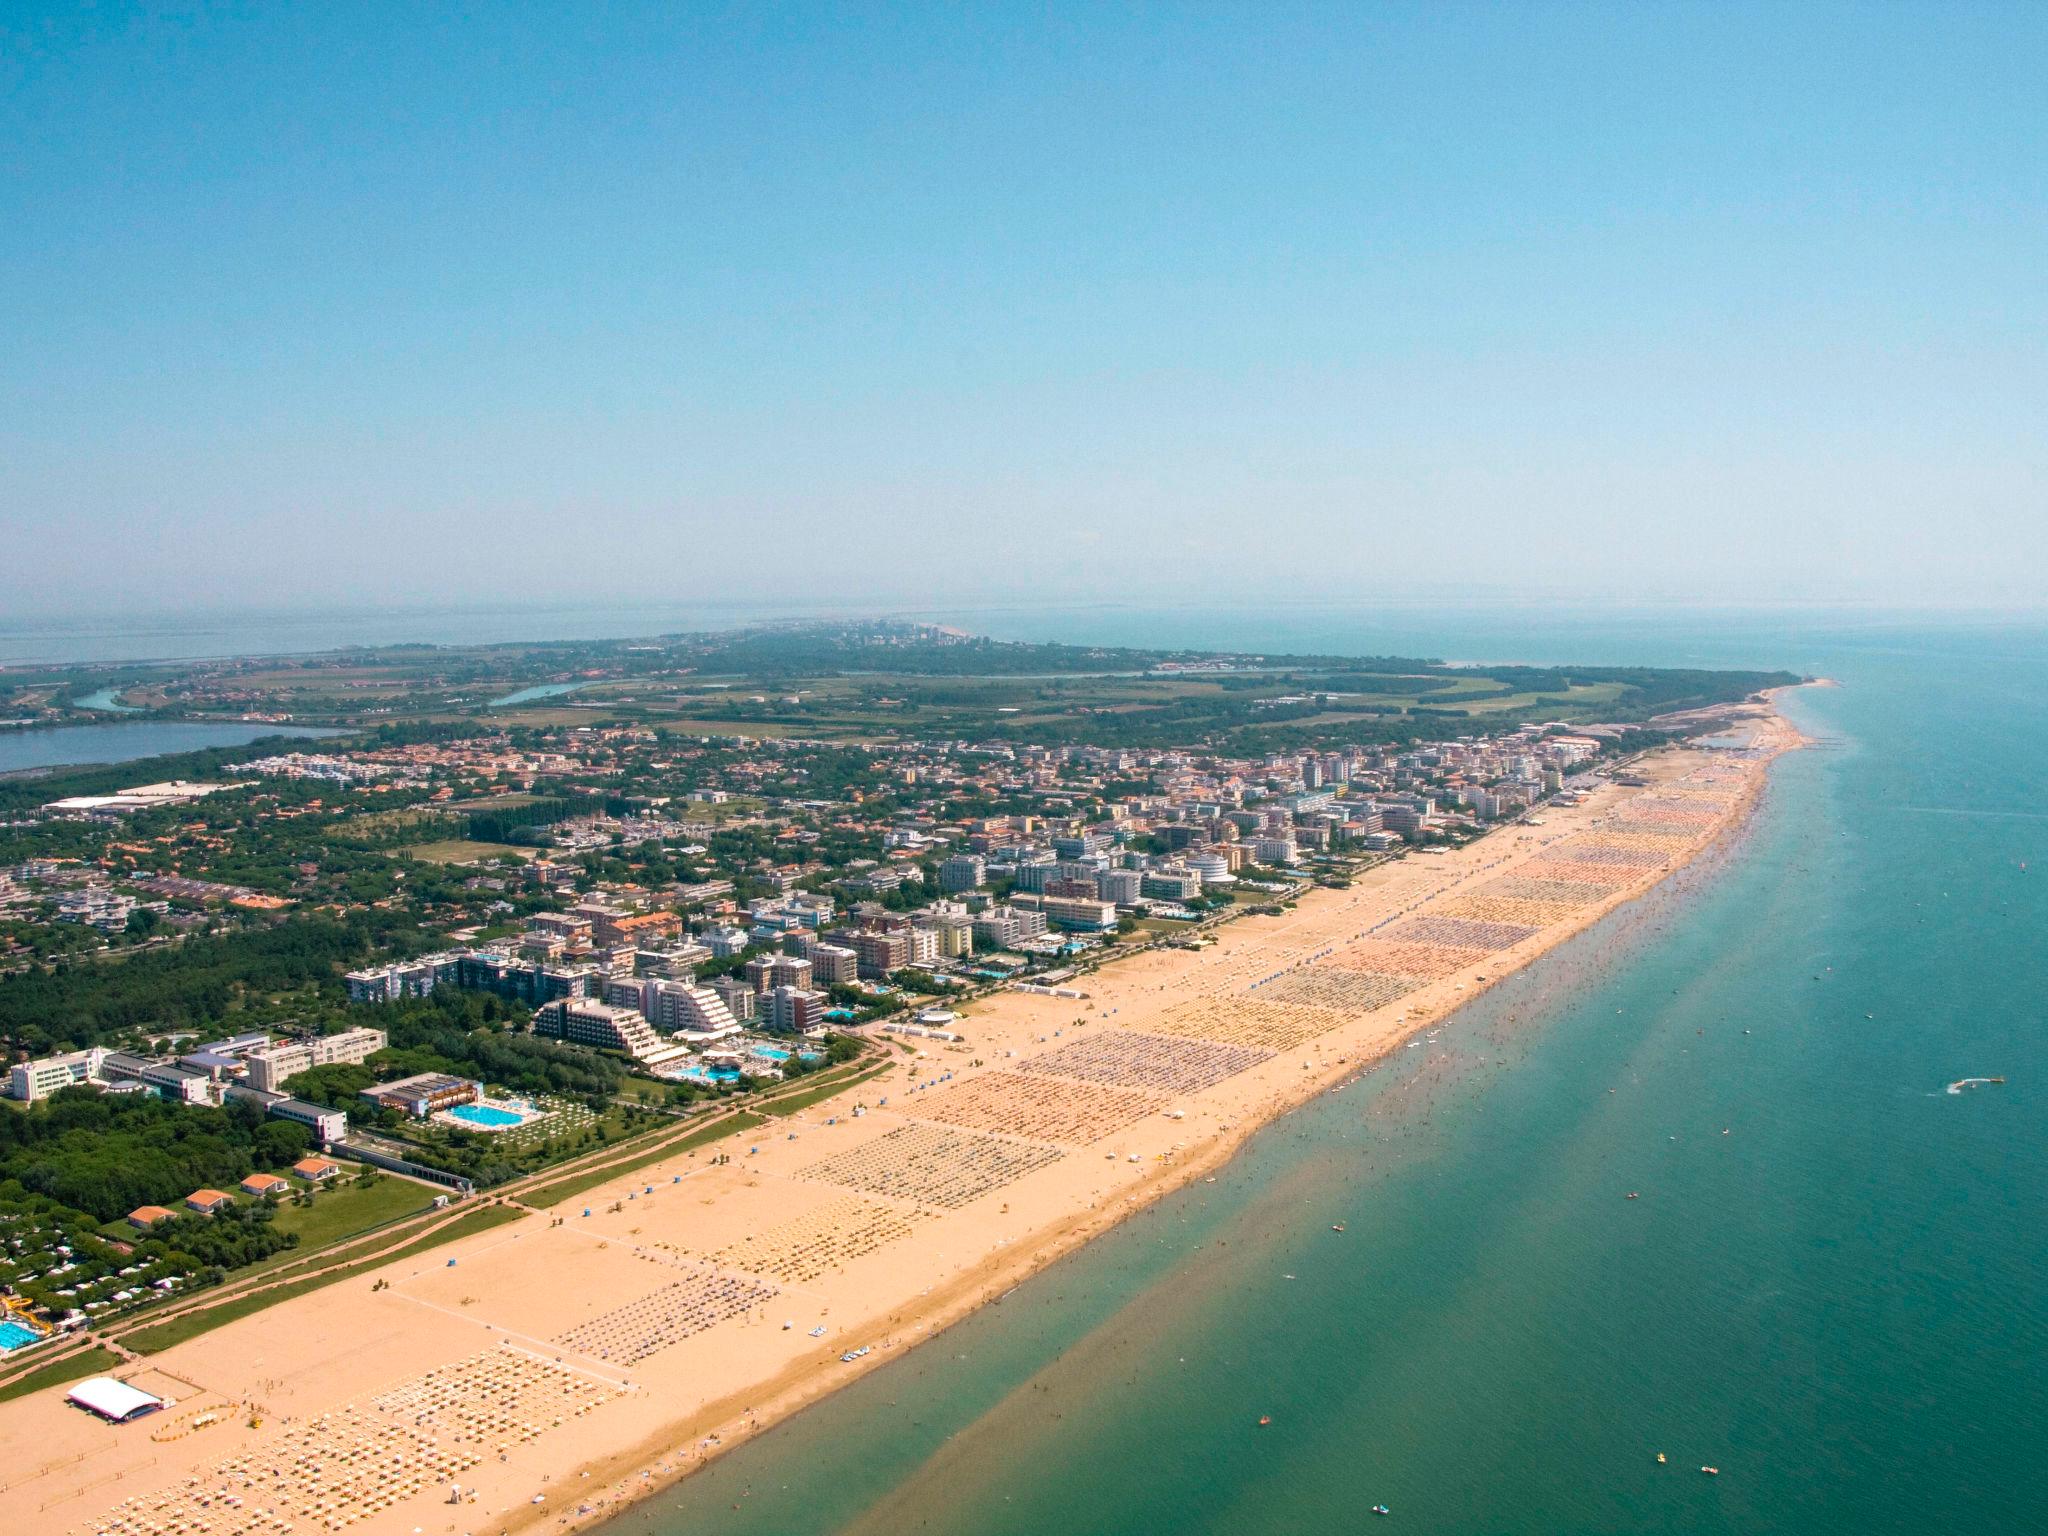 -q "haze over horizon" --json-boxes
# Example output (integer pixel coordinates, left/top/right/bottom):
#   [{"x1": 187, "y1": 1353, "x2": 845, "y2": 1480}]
[{"x1": 4, "y1": 3, "x2": 2044, "y2": 616}]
